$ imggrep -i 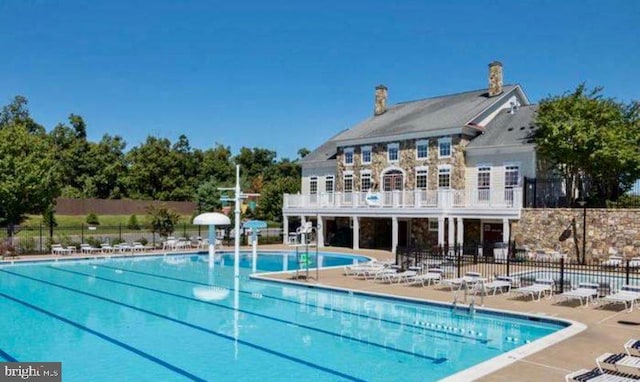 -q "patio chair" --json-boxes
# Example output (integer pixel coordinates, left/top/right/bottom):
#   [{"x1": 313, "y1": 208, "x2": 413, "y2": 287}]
[
  {"x1": 624, "y1": 339, "x2": 640, "y2": 356},
  {"x1": 379, "y1": 269, "x2": 418, "y2": 284},
  {"x1": 565, "y1": 368, "x2": 639, "y2": 382},
  {"x1": 602, "y1": 256, "x2": 624, "y2": 267},
  {"x1": 79, "y1": 243, "x2": 101, "y2": 254},
  {"x1": 100, "y1": 243, "x2": 115, "y2": 253},
  {"x1": 596, "y1": 352, "x2": 640, "y2": 373},
  {"x1": 512, "y1": 278, "x2": 555, "y2": 301},
  {"x1": 600, "y1": 285, "x2": 640, "y2": 312},
  {"x1": 132, "y1": 242, "x2": 152, "y2": 252},
  {"x1": 473, "y1": 276, "x2": 517, "y2": 296},
  {"x1": 555, "y1": 282, "x2": 600, "y2": 307},
  {"x1": 629, "y1": 257, "x2": 640, "y2": 268},
  {"x1": 51, "y1": 244, "x2": 73, "y2": 256},
  {"x1": 407, "y1": 268, "x2": 444, "y2": 287}
]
